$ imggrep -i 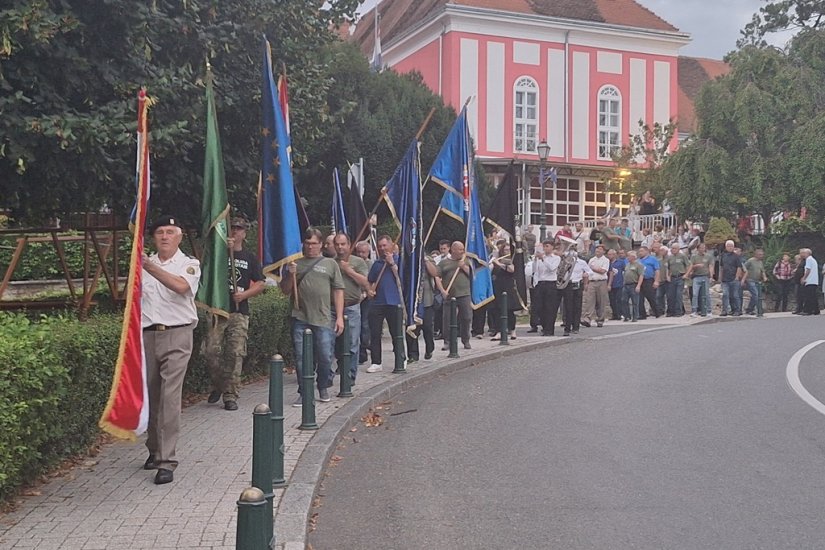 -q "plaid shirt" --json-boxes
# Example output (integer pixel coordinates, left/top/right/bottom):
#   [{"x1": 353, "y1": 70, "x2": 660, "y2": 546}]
[{"x1": 773, "y1": 260, "x2": 794, "y2": 281}]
